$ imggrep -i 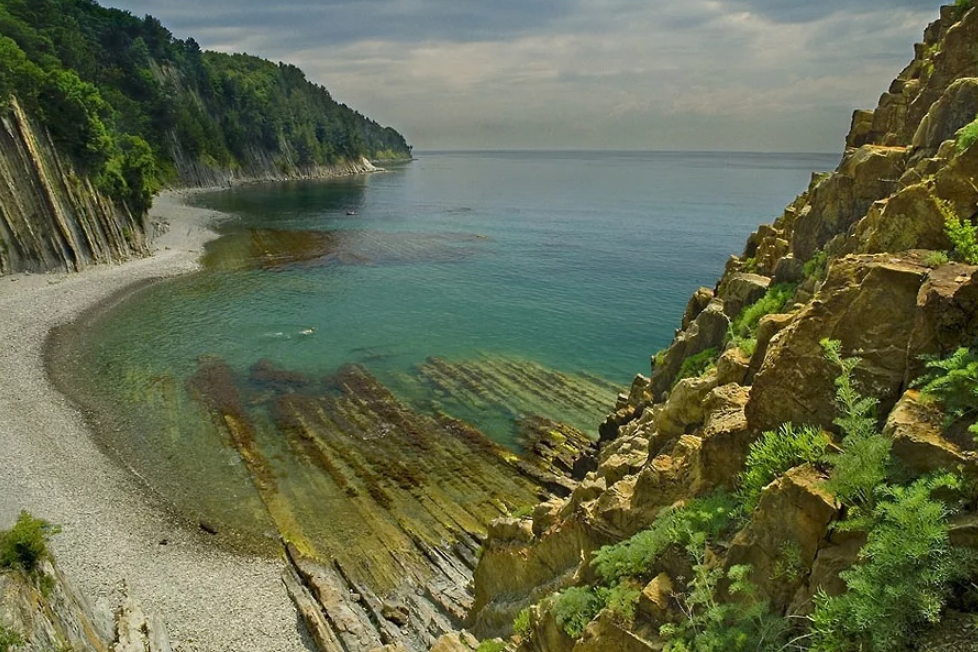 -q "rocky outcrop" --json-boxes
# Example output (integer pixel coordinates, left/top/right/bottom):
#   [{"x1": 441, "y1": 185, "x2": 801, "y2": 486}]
[
  {"x1": 466, "y1": 6, "x2": 978, "y2": 652},
  {"x1": 0, "y1": 564, "x2": 170, "y2": 652},
  {"x1": 0, "y1": 98, "x2": 148, "y2": 274}
]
